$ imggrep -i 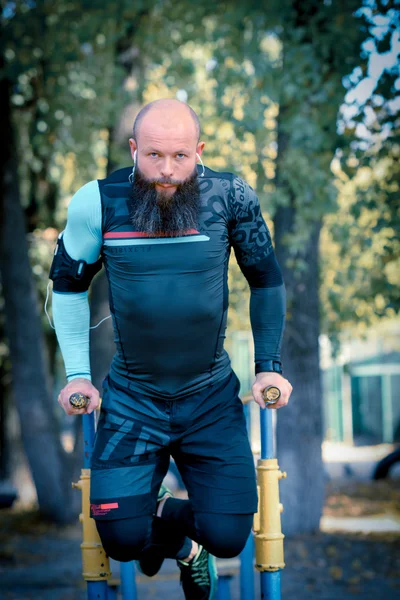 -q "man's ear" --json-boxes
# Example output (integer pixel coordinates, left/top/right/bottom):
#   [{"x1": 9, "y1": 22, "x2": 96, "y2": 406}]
[
  {"x1": 196, "y1": 141, "x2": 205, "y2": 156},
  {"x1": 129, "y1": 138, "x2": 137, "y2": 161}
]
